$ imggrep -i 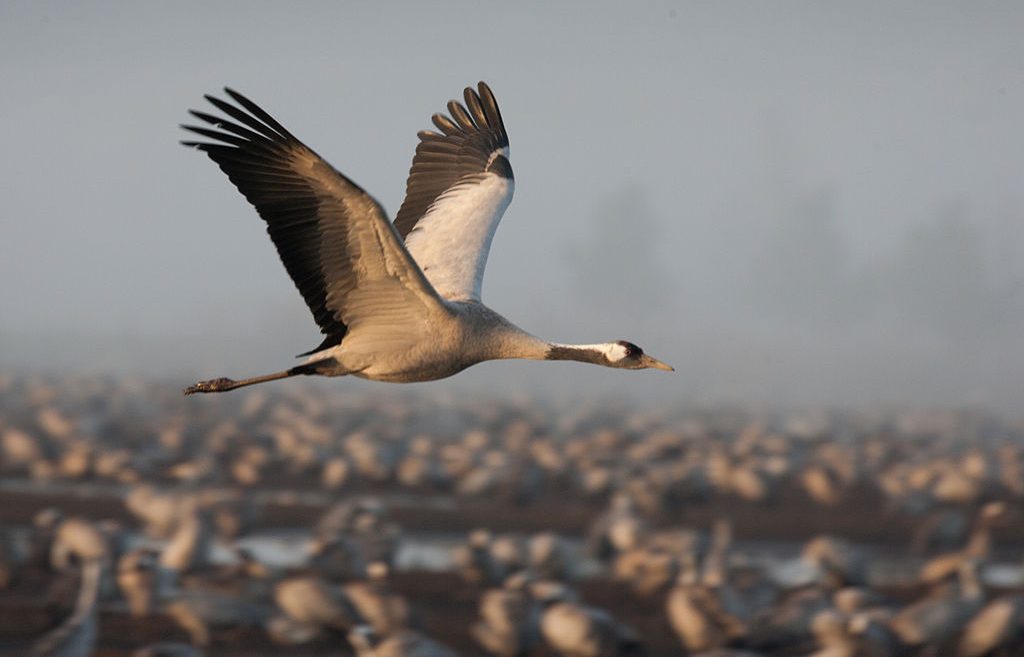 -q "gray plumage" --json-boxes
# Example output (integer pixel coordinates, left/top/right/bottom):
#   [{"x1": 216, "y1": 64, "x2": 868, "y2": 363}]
[{"x1": 180, "y1": 82, "x2": 672, "y2": 395}]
